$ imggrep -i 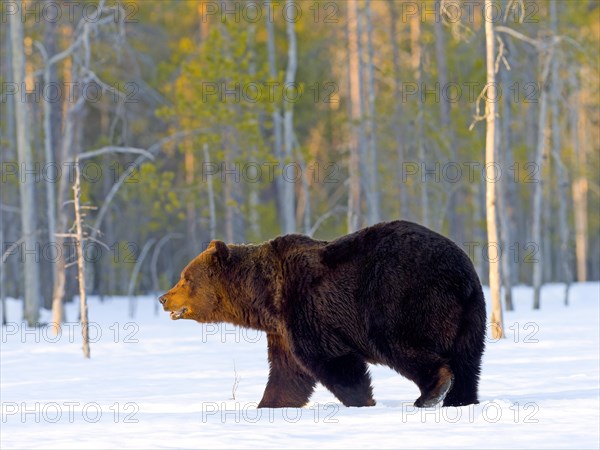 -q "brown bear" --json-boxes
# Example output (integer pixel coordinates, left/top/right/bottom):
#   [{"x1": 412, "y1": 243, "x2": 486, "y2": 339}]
[{"x1": 159, "y1": 220, "x2": 486, "y2": 408}]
